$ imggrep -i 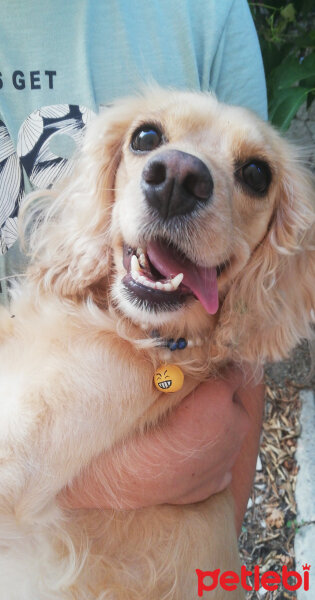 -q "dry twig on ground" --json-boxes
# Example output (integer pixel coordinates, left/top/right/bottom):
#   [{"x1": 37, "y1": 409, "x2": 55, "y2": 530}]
[{"x1": 239, "y1": 378, "x2": 301, "y2": 599}]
